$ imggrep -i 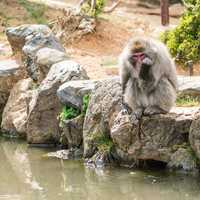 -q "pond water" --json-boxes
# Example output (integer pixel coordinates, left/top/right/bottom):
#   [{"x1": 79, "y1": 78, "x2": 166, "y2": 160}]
[{"x1": 0, "y1": 137, "x2": 200, "y2": 200}]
